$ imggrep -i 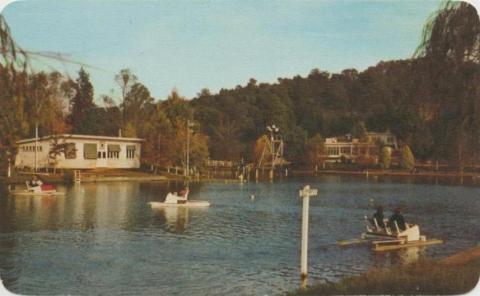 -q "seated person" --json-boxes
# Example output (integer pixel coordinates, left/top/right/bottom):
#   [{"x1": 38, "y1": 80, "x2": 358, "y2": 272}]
[
  {"x1": 29, "y1": 176, "x2": 43, "y2": 187},
  {"x1": 177, "y1": 187, "x2": 189, "y2": 203},
  {"x1": 372, "y1": 206, "x2": 386, "y2": 230},
  {"x1": 389, "y1": 207, "x2": 406, "y2": 231}
]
